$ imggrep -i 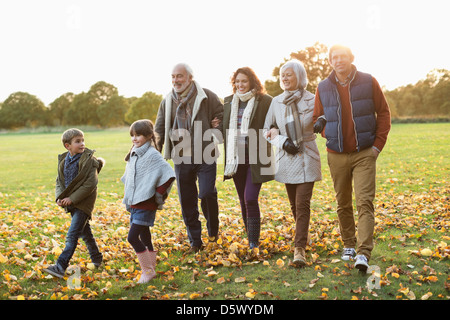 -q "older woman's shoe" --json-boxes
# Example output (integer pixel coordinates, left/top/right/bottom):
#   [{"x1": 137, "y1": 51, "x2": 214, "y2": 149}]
[{"x1": 293, "y1": 247, "x2": 306, "y2": 267}]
